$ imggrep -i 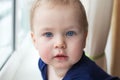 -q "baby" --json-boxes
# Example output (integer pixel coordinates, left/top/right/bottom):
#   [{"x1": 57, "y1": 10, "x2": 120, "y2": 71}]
[{"x1": 30, "y1": 0, "x2": 119, "y2": 80}]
